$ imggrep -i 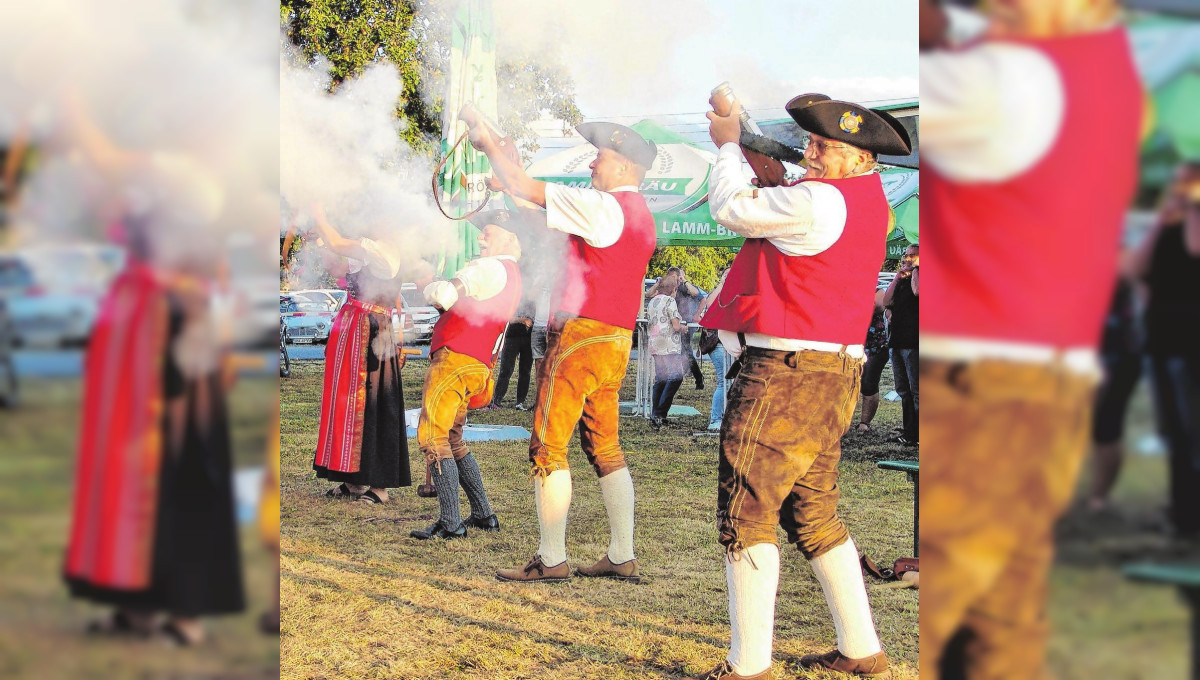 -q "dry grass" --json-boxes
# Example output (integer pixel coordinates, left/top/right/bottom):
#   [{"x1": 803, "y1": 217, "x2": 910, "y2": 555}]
[
  {"x1": 0, "y1": 376, "x2": 281, "y2": 680},
  {"x1": 280, "y1": 355, "x2": 919, "y2": 679}
]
